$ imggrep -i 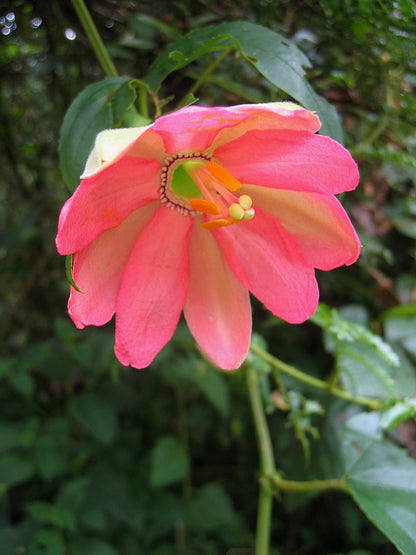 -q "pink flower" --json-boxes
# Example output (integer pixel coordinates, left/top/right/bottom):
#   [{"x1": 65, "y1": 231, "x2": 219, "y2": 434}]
[{"x1": 56, "y1": 102, "x2": 360, "y2": 370}]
